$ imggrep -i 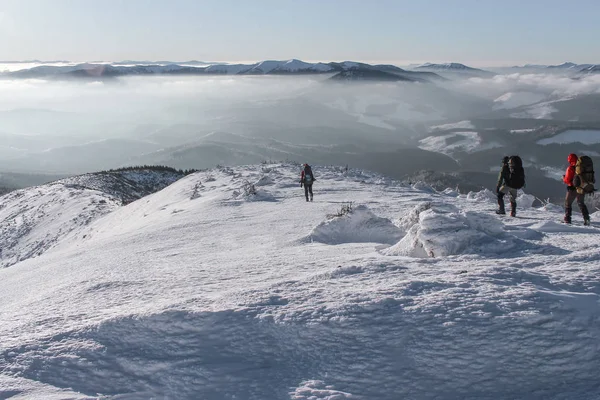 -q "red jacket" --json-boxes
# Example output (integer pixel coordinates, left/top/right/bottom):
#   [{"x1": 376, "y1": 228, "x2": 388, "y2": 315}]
[{"x1": 563, "y1": 163, "x2": 576, "y2": 186}]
